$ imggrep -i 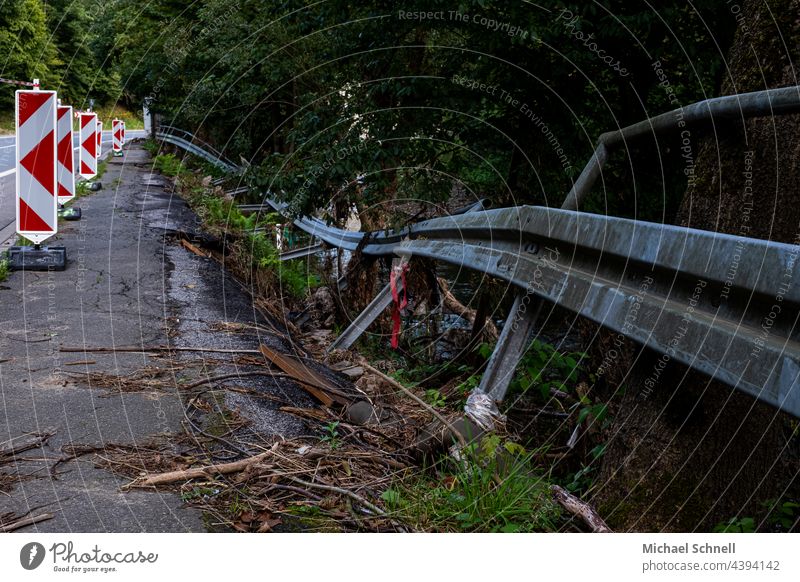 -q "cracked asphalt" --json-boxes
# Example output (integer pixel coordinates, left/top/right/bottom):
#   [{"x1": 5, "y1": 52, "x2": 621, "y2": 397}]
[{"x1": 0, "y1": 143, "x2": 312, "y2": 532}]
